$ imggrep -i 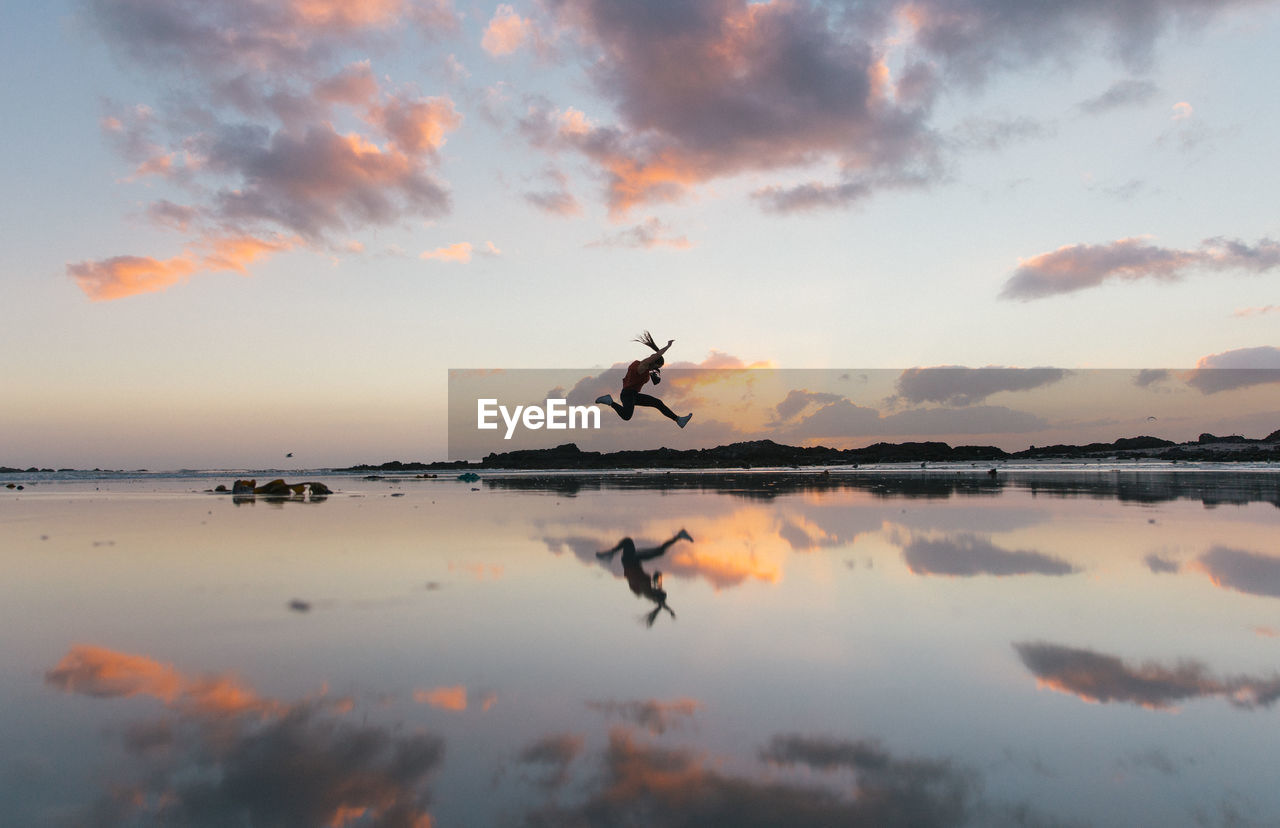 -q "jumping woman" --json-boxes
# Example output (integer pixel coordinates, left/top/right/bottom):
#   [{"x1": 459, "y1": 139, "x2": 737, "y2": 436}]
[{"x1": 595, "y1": 331, "x2": 693, "y2": 428}]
